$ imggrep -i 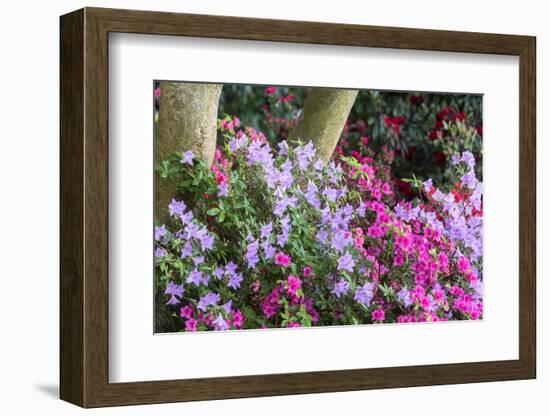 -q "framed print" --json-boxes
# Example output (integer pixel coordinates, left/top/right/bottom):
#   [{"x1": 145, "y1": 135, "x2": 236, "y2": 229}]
[{"x1": 60, "y1": 7, "x2": 536, "y2": 408}]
